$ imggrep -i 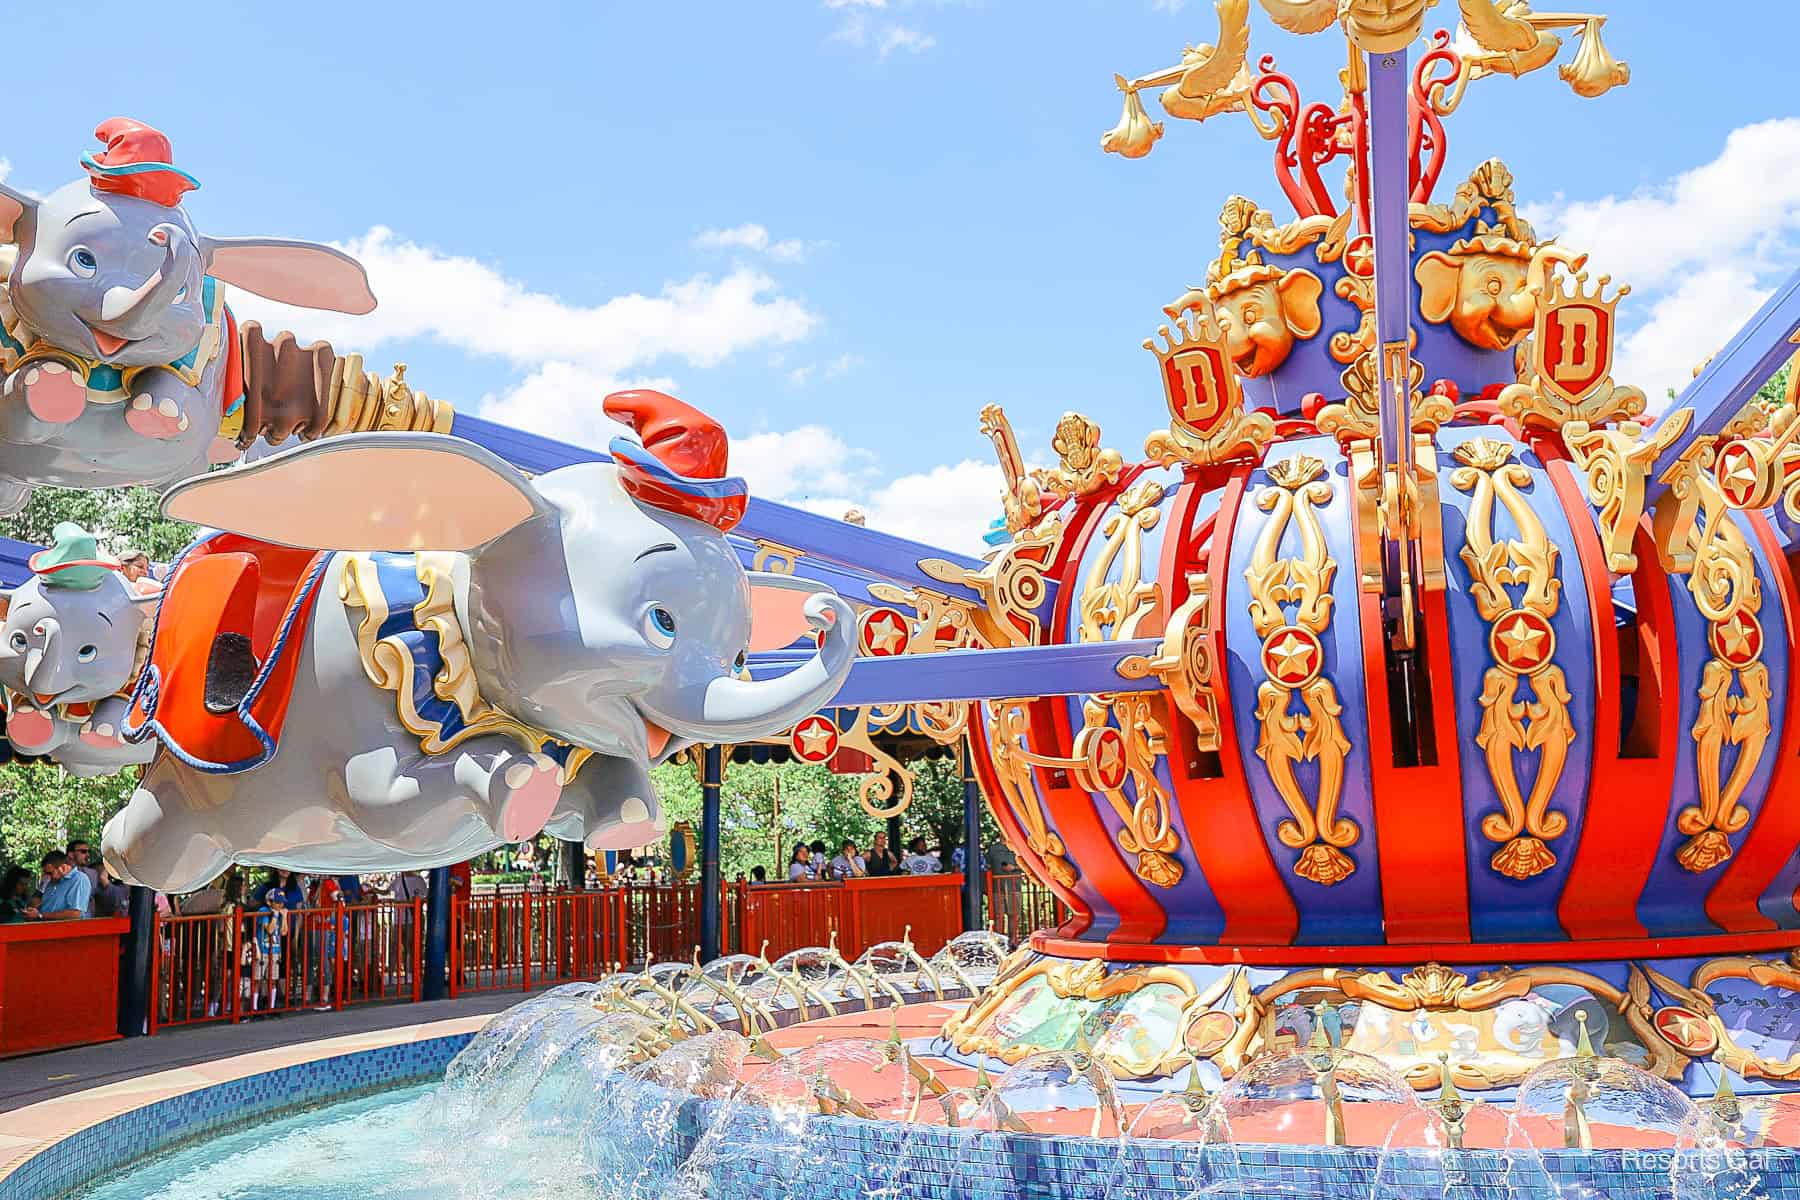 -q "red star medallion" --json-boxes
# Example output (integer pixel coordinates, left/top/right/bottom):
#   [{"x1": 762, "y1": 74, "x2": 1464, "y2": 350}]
[
  {"x1": 1088, "y1": 727, "x2": 1128, "y2": 791},
  {"x1": 858, "y1": 608, "x2": 911, "y2": 657},
  {"x1": 1716, "y1": 441, "x2": 1764, "y2": 509},
  {"x1": 1345, "y1": 234, "x2": 1376, "y2": 279},
  {"x1": 1711, "y1": 609, "x2": 1764, "y2": 669},
  {"x1": 1490, "y1": 609, "x2": 1555, "y2": 675},
  {"x1": 1652, "y1": 1005, "x2": 1718, "y2": 1057},
  {"x1": 790, "y1": 715, "x2": 840, "y2": 763},
  {"x1": 1184, "y1": 1010, "x2": 1239, "y2": 1058},
  {"x1": 1261, "y1": 627, "x2": 1323, "y2": 687}
]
